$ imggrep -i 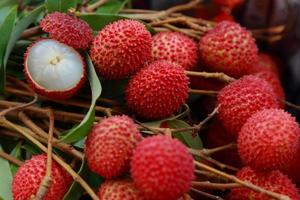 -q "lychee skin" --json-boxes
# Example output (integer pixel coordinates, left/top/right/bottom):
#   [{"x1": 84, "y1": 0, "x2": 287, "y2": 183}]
[
  {"x1": 285, "y1": 147, "x2": 300, "y2": 185},
  {"x1": 131, "y1": 135, "x2": 195, "y2": 200},
  {"x1": 98, "y1": 179, "x2": 146, "y2": 200},
  {"x1": 90, "y1": 19, "x2": 152, "y2": 80},
  {"x1": 12, "y1": 154, "x2": 72, "y2": 200},
  {"x1": 228, "y1": 167, "x2": 300, "y2": 200},
  {"x1": 40, "y1": 12, "x2": 93, "y2": 49},
  {"x1": 85, "y1": 115, "x2": 142, "y2": 179},
  {"x1": 126, "y1": 60, "x2": 189, "y2": 120},
  {"x1": 217, "y1": 75, "x2": 280, "y2": 137},
  {"x1": 152, "y1": 32, "x2": 198, "y2": 70},
  {"x1": 213, "y1": 0, "x2": 244, "y2": 9},
  {"x1": 24, "y1": 39, "x2": 86, "y2": 100},
  {"x1": 238, "y1": 109, "x2": 300, "y2": 171},
  {"x1": 199, "y1": 21, "x2": 258, "y2": 78},
  {"x1": 213, "y1": 11, "x2": 235, "y2": 22}
]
